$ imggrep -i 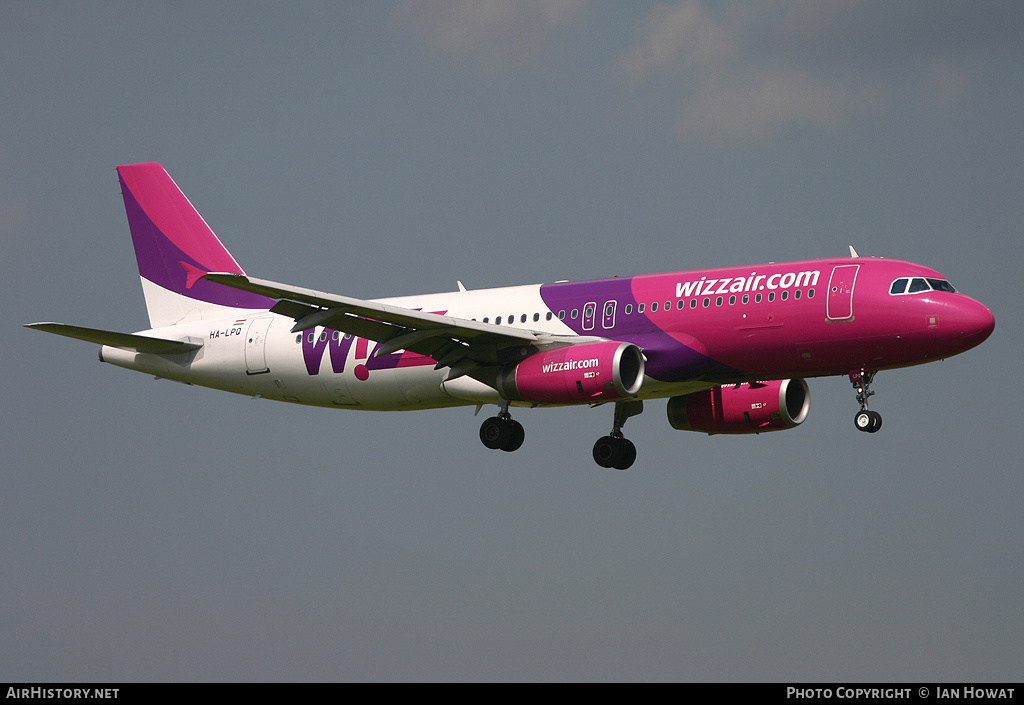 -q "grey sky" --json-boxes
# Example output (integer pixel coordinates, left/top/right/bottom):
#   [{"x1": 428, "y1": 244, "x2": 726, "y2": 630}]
[{"x1": 3, "y1": 1, "x2": 1021, "y2": 681}]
